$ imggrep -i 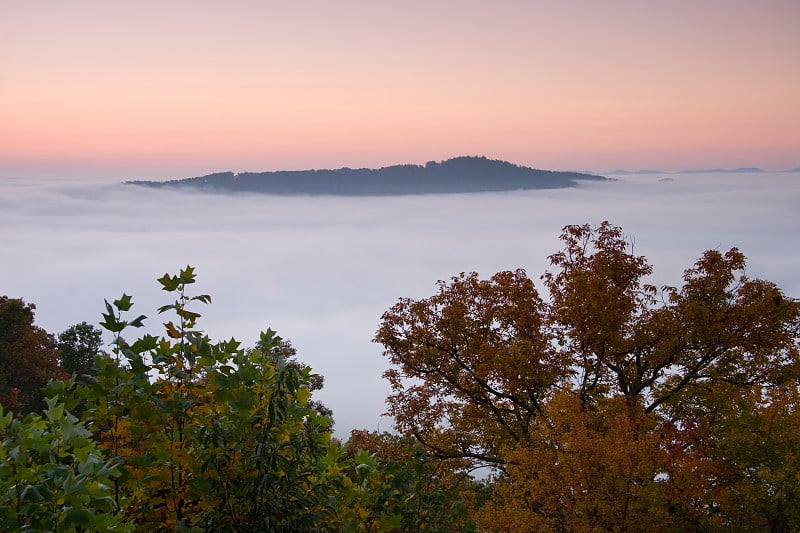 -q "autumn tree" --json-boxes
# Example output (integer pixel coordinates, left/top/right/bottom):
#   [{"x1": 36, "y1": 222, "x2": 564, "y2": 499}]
[
  {"x1": 658, "y1": 374, "x2": 800, "y2": 529},
  {"x1": 376, "y1": 222, "x2": 800, "y2": 530},
  {"x1": 478, "y1": 392, "x2": 674, "y2": 532},
  {"x1": 0, "y1": 296, "x2": 66, "y2": 415}
]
